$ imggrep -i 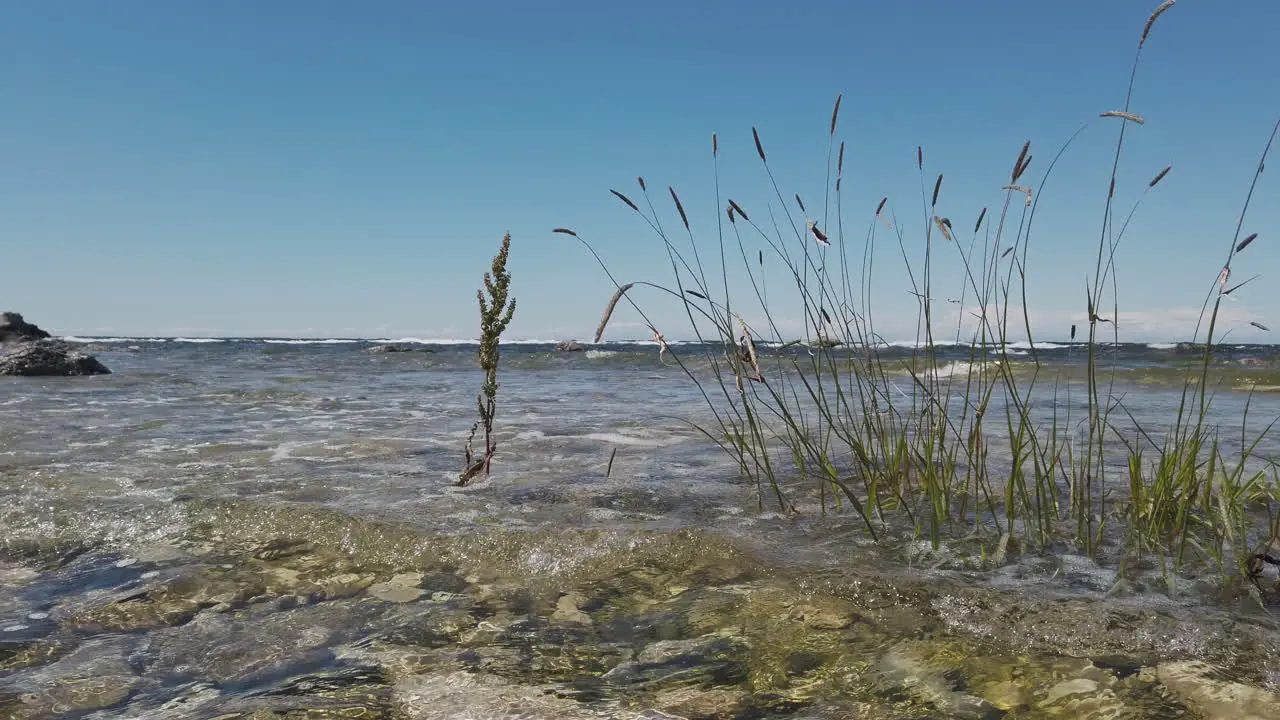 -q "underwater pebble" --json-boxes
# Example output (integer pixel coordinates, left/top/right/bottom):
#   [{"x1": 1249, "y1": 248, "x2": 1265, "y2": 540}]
[
  {"x1": 368, "y1": 581, "x2": 424, "y2": 604},
  {"x1": 1044, "y1": 678, "x2": 1099, "y2": 704},
  {"x1": 26, "y1": 612, "x2": 48, "y2": 620},
  {"x1": 114, "y1": 557, "x2": 137, "y2": 568},
  {"x1": 551, "y1": 592, "x2": 592, "y2": 624},
  {"x1": 140, "y1": 571, "x2": 160, "y2": 580},
  {"x1": 2, "y1": 624, "x2": 29, "y2": 632},
  {"x1": 0, "y1": 566, "x2": 40, "y2": 586},
  {"x1": 981, "y1": 680, "x2": 1029, "y2": 710}
]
